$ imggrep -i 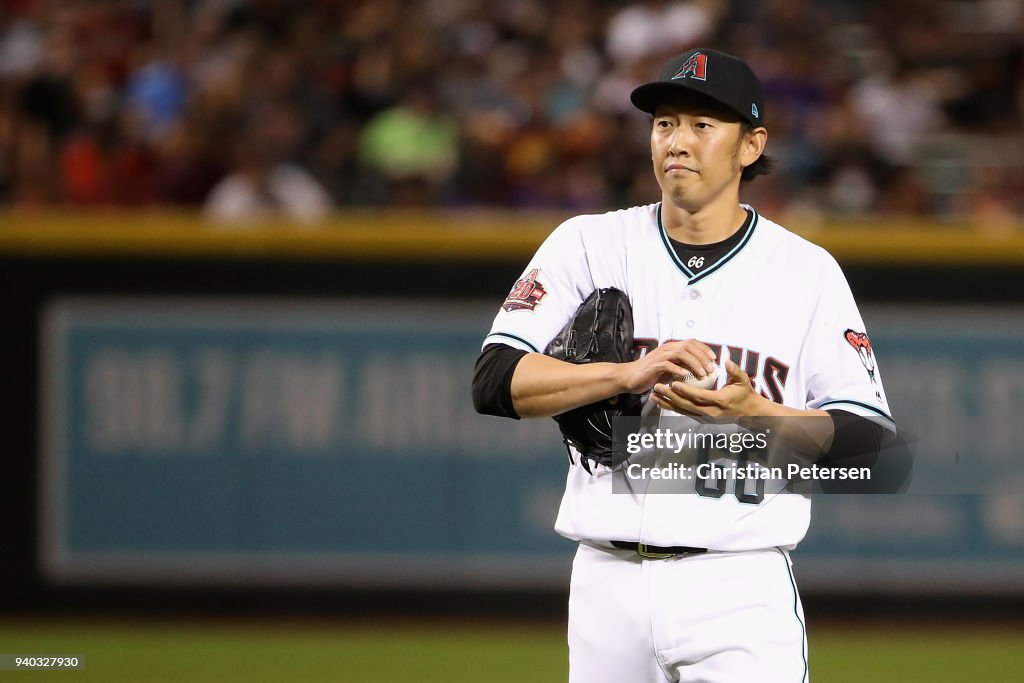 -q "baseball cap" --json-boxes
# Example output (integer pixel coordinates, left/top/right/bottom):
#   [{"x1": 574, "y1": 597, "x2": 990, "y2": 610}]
[{"x1": 630, "y1": 48, "x2": 765, "y2": 127}]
